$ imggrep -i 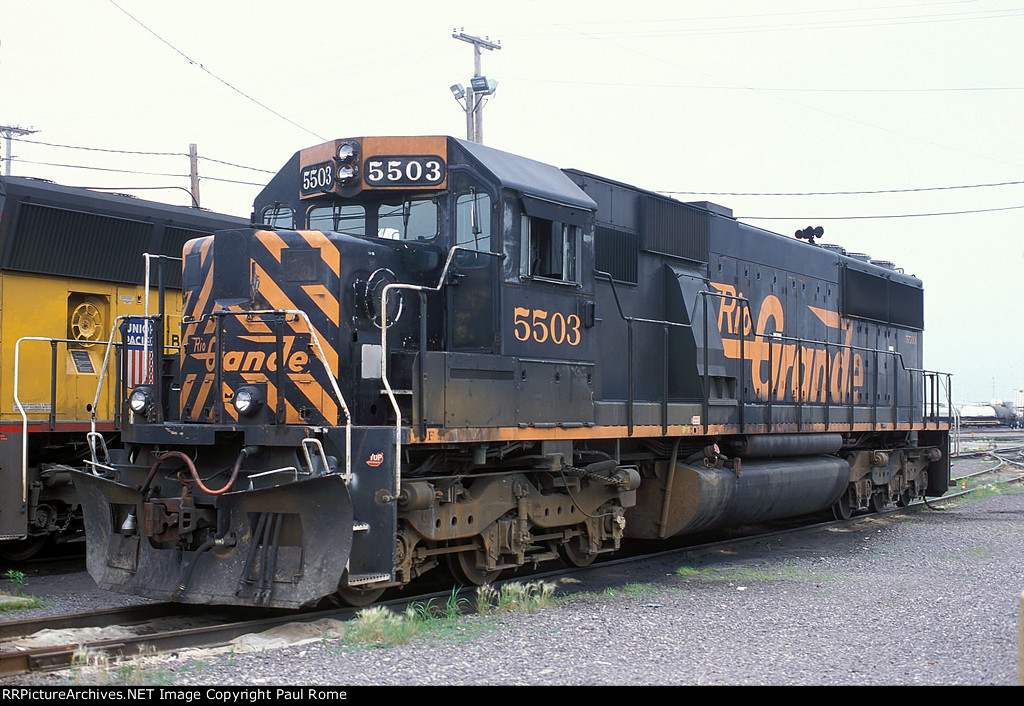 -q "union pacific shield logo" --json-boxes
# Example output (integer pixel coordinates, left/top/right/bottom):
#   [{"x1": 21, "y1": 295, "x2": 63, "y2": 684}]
[{"x1": 123, "y1": 317, "x2": 154, "y2": 389}]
